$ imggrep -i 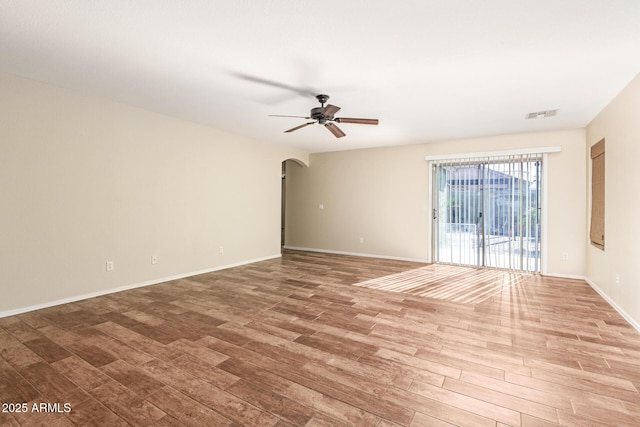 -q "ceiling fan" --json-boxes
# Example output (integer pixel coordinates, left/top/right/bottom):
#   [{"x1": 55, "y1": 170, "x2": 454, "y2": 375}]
[{"x1": 269, "y1": 94, "x2": 379, "y2": 138}]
